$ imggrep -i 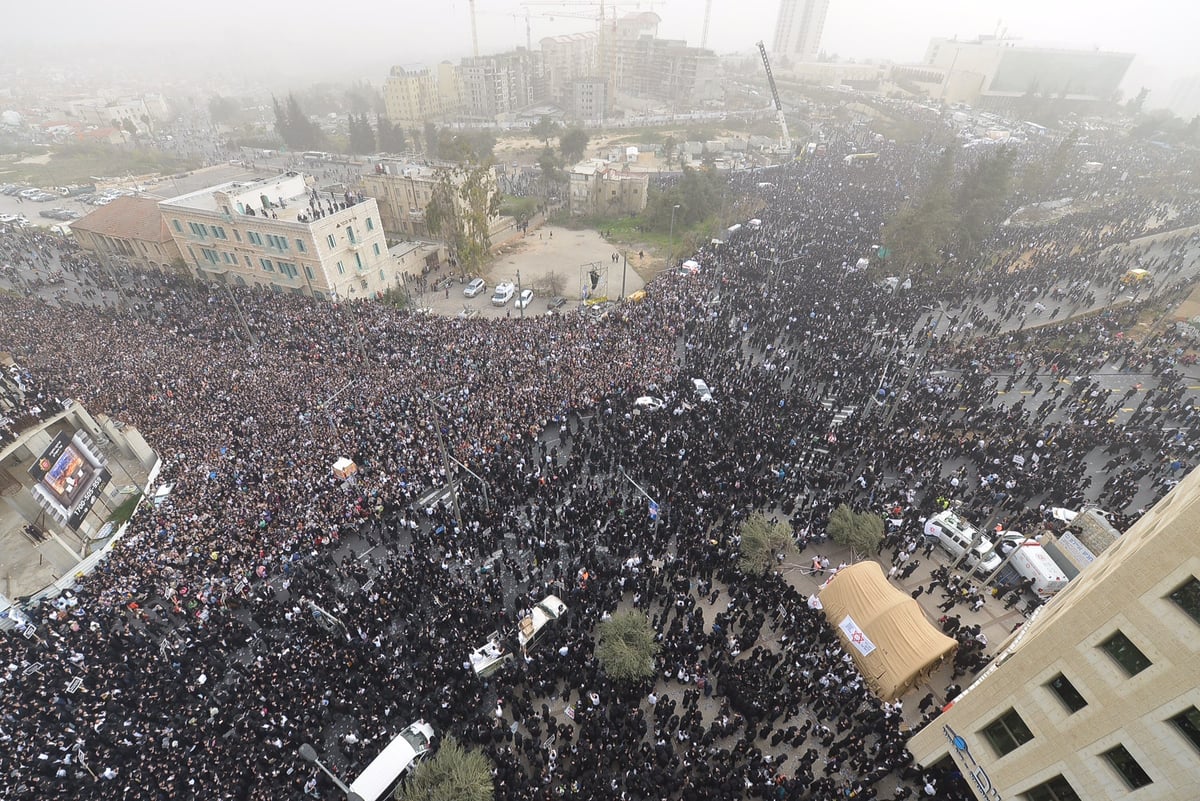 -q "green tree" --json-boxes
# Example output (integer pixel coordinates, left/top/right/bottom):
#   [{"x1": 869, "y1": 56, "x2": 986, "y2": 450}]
[
  {"x1": 274, "y1": 93, "x2": 325, "y2": 150},
  {"x1": 394, "y1": 737, "x2": 493, "y2": 801},
  {"x1": 348, "y1": 113, "x2": 376, "y2": 155},
  {"x1": 595, "y1": 610, "x2": 660, "y2": 684},
  {"x1": 642, "y1": 166, "x2": 726, "y2": 233},
  {"x1": 531, "y1": 114, "x2": 560, "y2": 148},
  {"x1": 737, "y1": 512, "x2": 796, "y2": 574},
  {"x1": 1126, "y1": 87, "x2": 1150, "y2": 116},
  {"x1": 881, "y1": 145, "x2": 957, "y2": 277},
  {"x1": 425, "y1": 161, "x2": 501, "y2": 275},
  {"x1": 827, "y1": 504, "x2": 884, "y2": 558},
  {"x1": 376, "y1": 114, "x2": 407, "y2": 153},
  {"x1": 559, "y1": 127, "x2": 589, "y2": 164},
  {"x1": 423, "y1": 122, "x2": 440, "y2": 158},
  {"x1": 662, "y1": 135, "x2": 677, "y2": 168},
  {"x1": 952, "y1": 147, "x2": 1015, "y2": 259}
]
